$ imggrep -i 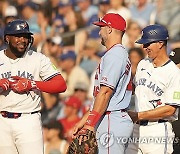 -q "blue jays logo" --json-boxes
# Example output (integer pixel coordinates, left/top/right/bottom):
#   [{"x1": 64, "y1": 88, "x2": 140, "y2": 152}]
[
  {"x1": 17, "y1": 23, "x2": 27, "y2": 30},
  {"x1": 149, "y1": 30, "x2": 157, "y2": 35},
  {"x1": 149, "y1": 99, "x2": 162, "y2": 108}
]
